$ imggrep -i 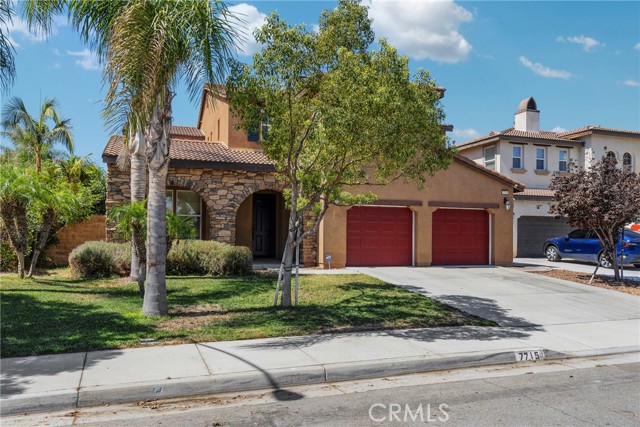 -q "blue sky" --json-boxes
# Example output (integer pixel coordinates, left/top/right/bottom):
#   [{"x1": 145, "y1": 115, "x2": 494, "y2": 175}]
[{"x1": 2, "y1": 1, "x2": 639, "y2": 168}]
